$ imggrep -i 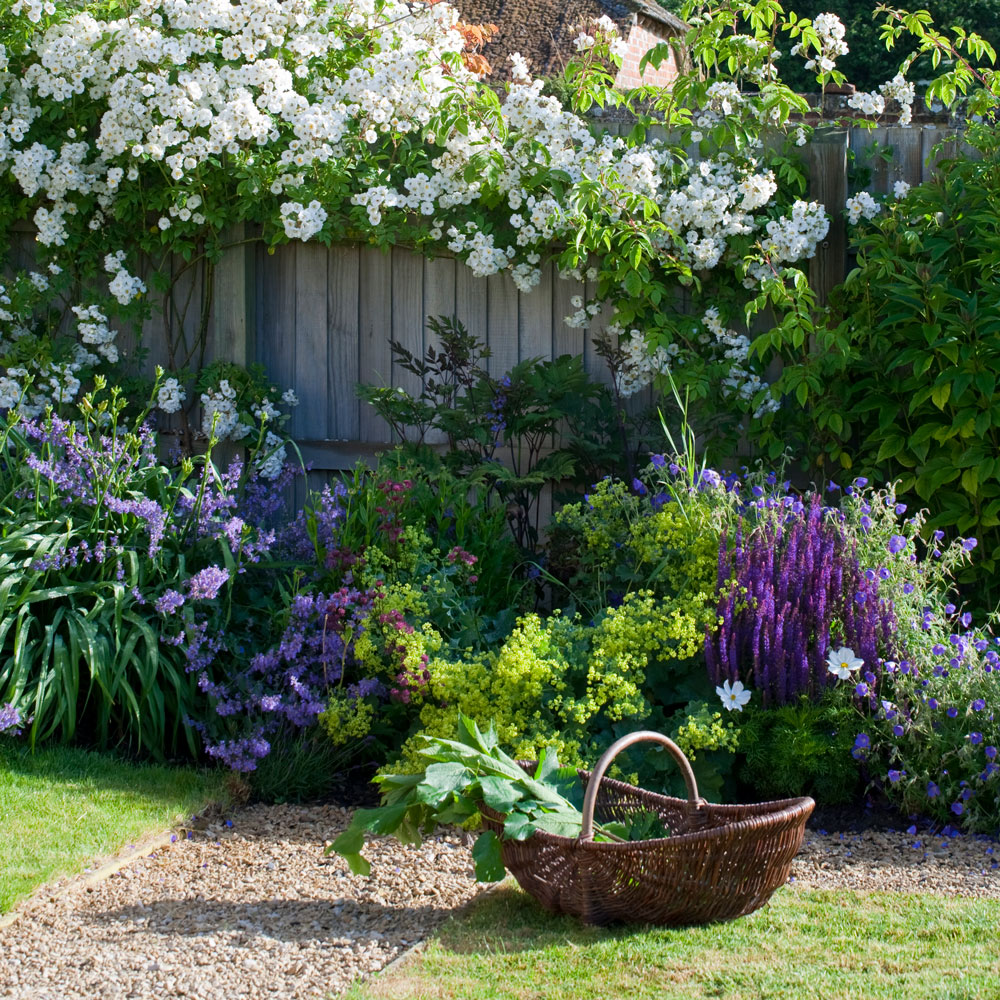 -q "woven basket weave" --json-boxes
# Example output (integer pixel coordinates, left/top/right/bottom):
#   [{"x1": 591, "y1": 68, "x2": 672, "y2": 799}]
[{"x1": 479, "y1": 731, "x2": 814, "y2": 926}]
